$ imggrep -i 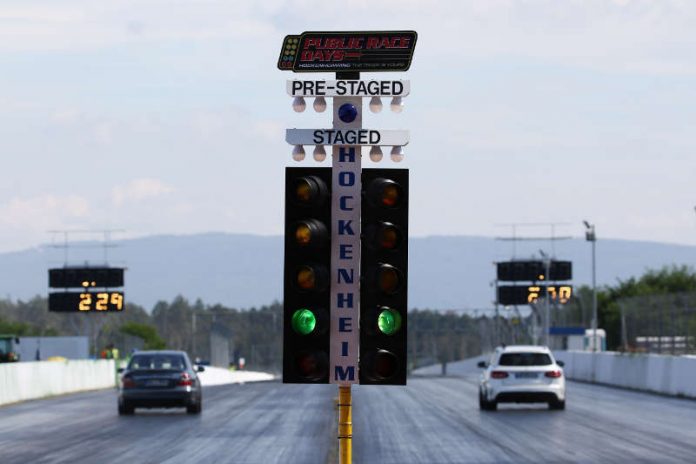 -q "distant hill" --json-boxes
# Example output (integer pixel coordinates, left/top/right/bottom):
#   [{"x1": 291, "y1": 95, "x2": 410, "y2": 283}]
[{"x1": 0, "y1": 233, "x2": 694, "y2": 311}]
